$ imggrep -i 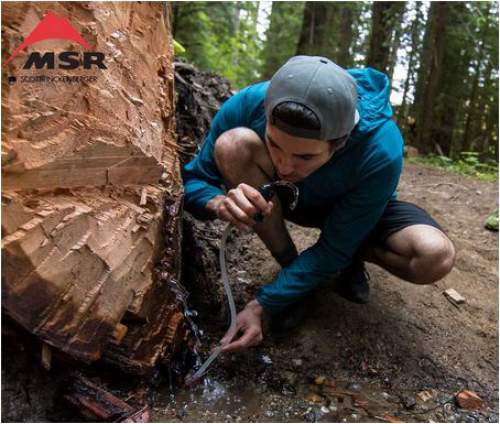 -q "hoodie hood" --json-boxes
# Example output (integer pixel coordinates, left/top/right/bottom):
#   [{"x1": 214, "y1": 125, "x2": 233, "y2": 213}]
[{"x1": 348, "y1": 67, "x2": 393, "y2": 137}]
